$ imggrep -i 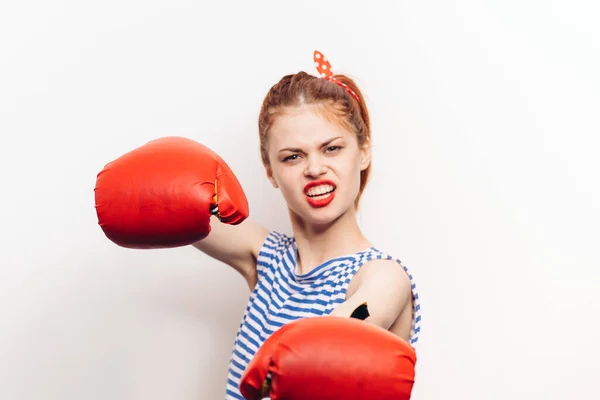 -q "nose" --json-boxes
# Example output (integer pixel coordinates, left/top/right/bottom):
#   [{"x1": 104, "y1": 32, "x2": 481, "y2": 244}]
[{"x1": 304, "y1": 154, "x2": 327, "y2": 178}]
